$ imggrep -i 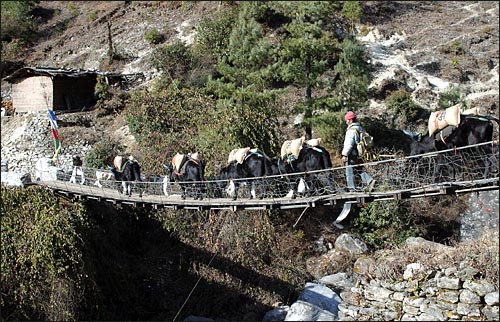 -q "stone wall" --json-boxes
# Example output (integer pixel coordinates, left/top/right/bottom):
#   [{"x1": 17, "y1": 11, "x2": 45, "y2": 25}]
[
  {"x1": 337, "y1": 265, "x2": 499, "y2": 321},
  {"x1": 1, "y1": 113, "x2": 91, "y2": 179},
  {"x1": 270, "y1": 235, "x2": 499, "y2": 321}
]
